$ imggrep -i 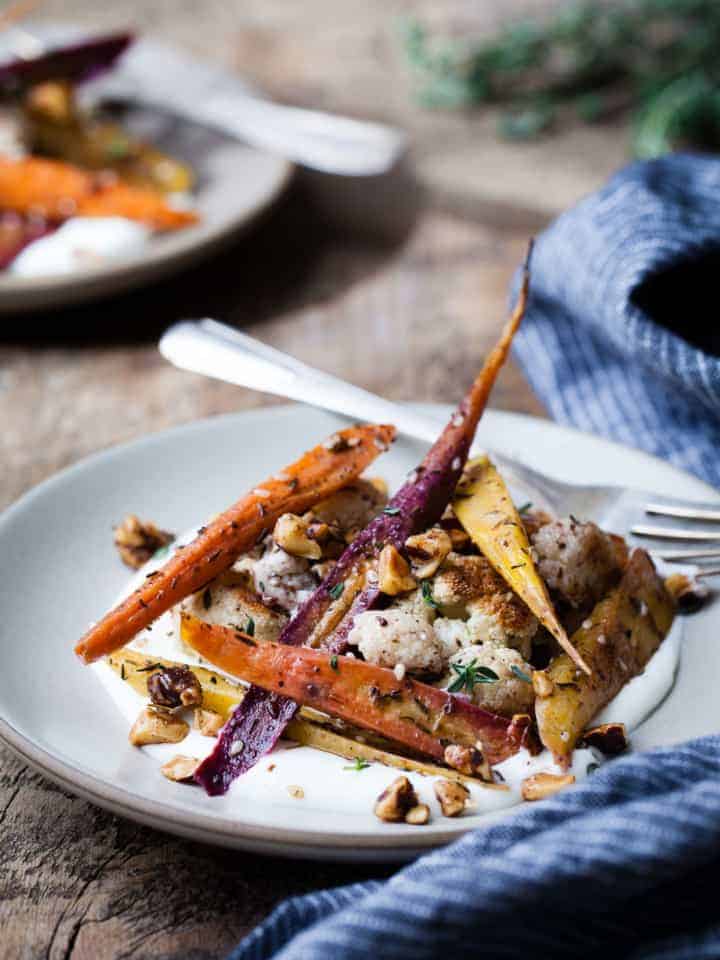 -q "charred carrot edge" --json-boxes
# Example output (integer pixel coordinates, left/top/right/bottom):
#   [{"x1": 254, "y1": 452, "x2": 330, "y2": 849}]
[
  {"x1": 181, "y1": 613, "x2": 533, "y2": 767},
  {"x1": 74, "y1": 423, "x2": 395, "y2": 664},
  {"x1": 0, "y1": 156, "x2": 197, "y2": 231}
]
